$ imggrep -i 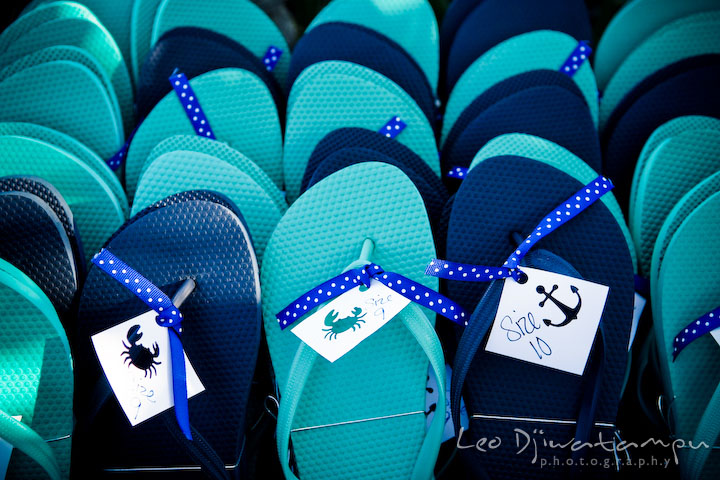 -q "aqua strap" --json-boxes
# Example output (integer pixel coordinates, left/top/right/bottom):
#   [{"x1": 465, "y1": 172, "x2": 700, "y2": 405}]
[
  {"x1": 672, "y1": 306, "x2": 720, "y2": 360},
  {"x1": 262, "y1": 45, "x2": 283, "y2": 72},
  {"x1": 0, "y1": 410, "x2": 61, "y2": 480},
  {"x1": 379, "y1": 116, "x2": 407, "y2": 139},
  {"x1": 91, "y1": 249, "x2": 192, "y2": 441},
  {"x1": 560, "y1": 41, "x2": 592, "y2": 77},
  {"x1": 427, "y1": 176, "x2": 614, "y2": 282},
  {"x1": 169, "y1": 72, "x2": 216, "y2": 140},
  {"x1": 276, "y1": 263, "x2": 468, "y2": 328}
]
